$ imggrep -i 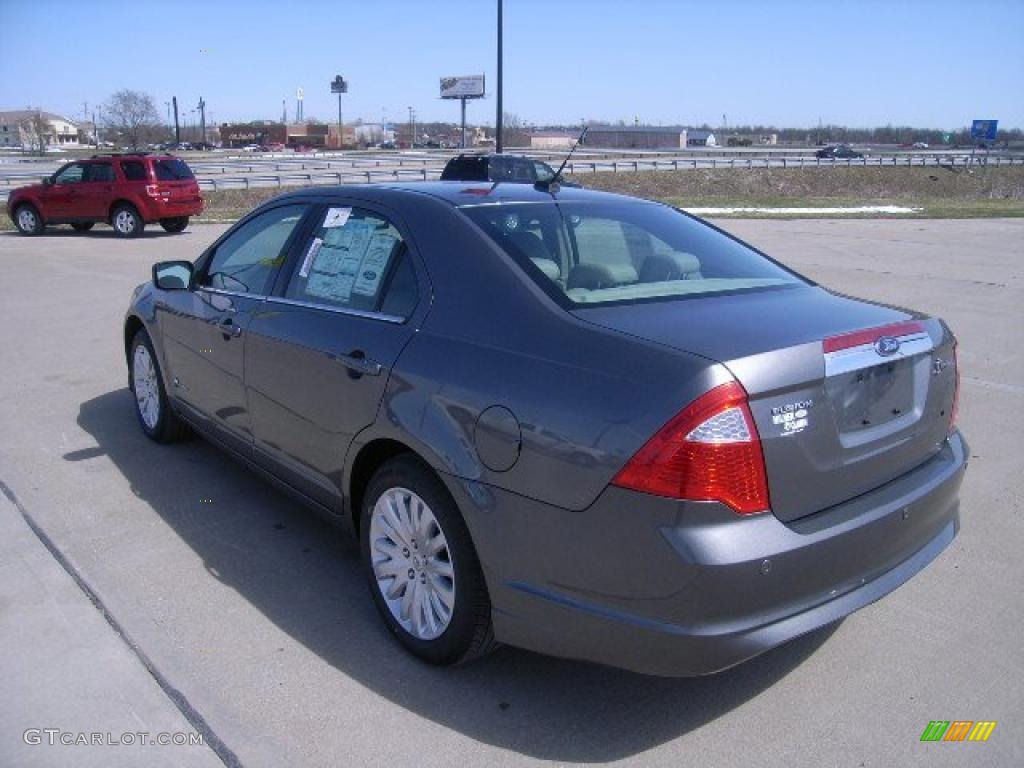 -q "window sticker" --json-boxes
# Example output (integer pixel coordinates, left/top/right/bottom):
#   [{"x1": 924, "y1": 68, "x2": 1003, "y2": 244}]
[
  {"x1": 307, "y1": 271, "x2": 355, "y2": 303},
  {"x1": 323, "y1": 207, "x2": 352, "y2": 228},
  {"x1": 298, "y1": 237, "x2": 323, "y2": 278},
  {"x1": 352, "y1": 234, "x2": 398, "y2": 296}
]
